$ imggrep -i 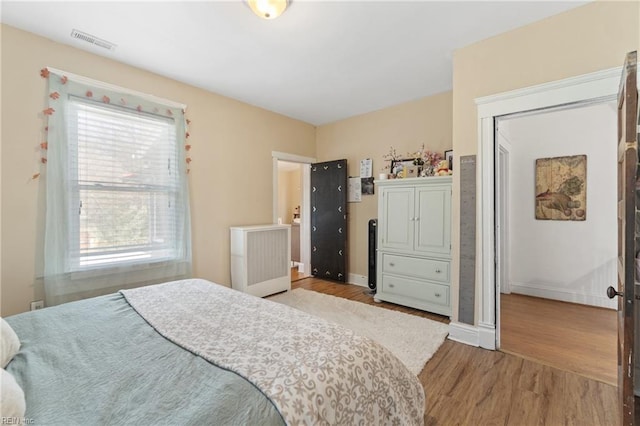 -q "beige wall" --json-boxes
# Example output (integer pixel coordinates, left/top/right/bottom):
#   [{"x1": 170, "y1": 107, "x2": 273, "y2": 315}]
[
  {"x1": 287, "y1": 168, "x2": 302, "y2": 224},
  {"x1": 277, "y1": 170, "x2": 289, "y2": 224},
  {"x1": 277, "y1": 168, "x2": 301, "y2": 225},
  {"x1": 0, "y1": 24, "x2": 316, "y2": 316},
  {"x1": 316, "y1": 92, "x2": 453, "y2": 280},
  {"x1": 451, "y1": 1, "x2": 639, "y2": 323}
]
